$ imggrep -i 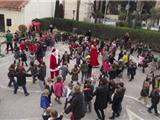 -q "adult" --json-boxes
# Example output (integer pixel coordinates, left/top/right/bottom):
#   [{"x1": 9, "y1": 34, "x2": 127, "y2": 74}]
[
  {"x1": 50, "y1": 48, "x2": 60, "y2": 79},
  {"x1": 36, "y1": 42, "x2": 44, "y2": 63},
  {"x1": 147, "y1": 88, "x2": 160, "y2": 116},
  {"x1": 8, "y1": 64, "x2": 16, "y2": 88},
  {"x1": 85, "y1": 29, "x2": 92, "y2": 42},
  {"x1": 37, "y1": 62, "x2": 47, "y2": 91},
  {"x1": 61, "y1": 51, "x2": 71, "y2": 64},
  {"x1": 109, "y1": 89, "x2": 122, "y2": 119},
  {"x1": 80, "y1": 61, "x2": 88, "y2": 83},
  {"x1": 14, "y1": 66, "x2": 32, "y2": 96},
  {"x1": 123, "y1": 32, "x2": 130, "y2": 49},
  {"x1": 90, "y1": 45, "x2": 99, "y2": 68},
  {"x1": 128, "y1": 62, "x2": 137, "y2": 81},
  {"x1": 5, "y1": 30, "x2": 13, "y2": 53},
  {"x1": 65, "y1": 85, "x2": 86, "y2": 120},
  {"x1": 94, "y1": 79, "x2": 109, "y2": 120}
]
